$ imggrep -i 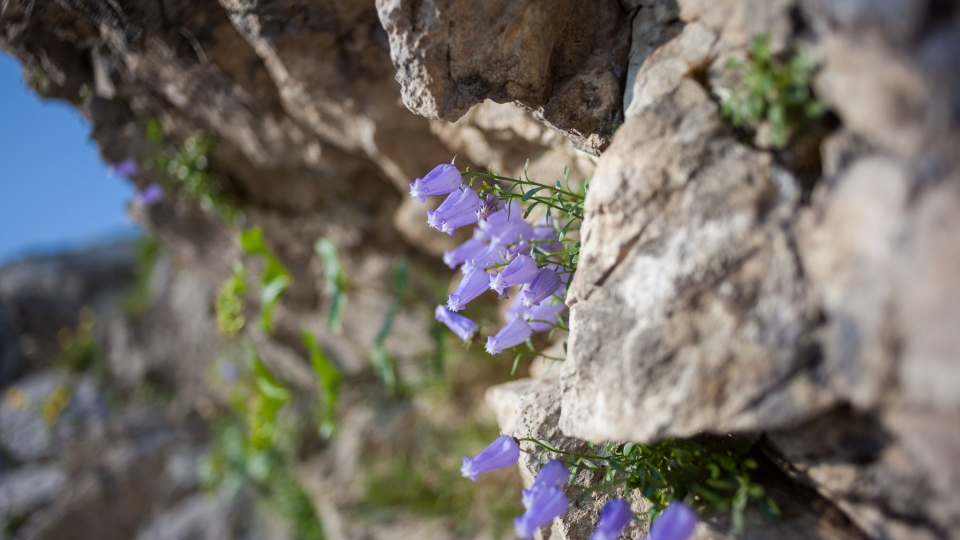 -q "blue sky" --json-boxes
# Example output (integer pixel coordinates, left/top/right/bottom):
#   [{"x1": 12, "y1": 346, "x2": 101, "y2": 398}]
[{"x1": 0, "y1": 52, "x2": 138, "y2": 265}]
